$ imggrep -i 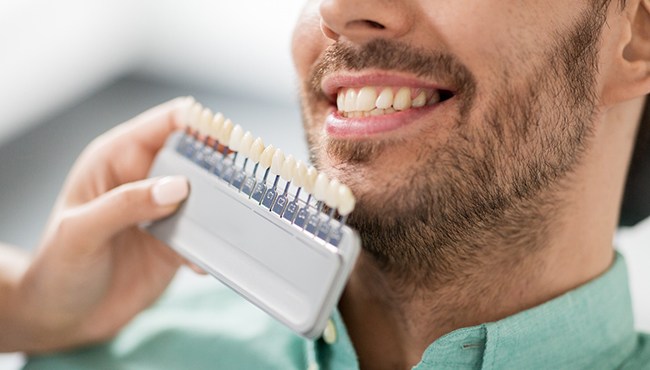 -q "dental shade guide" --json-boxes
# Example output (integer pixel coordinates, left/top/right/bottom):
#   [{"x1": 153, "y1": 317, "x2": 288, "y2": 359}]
[{"x1": 146, "y1": 97, "x2": 360, "y2": 339}]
